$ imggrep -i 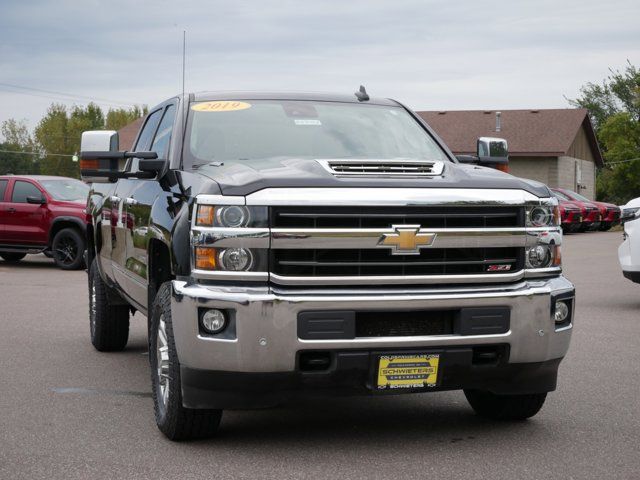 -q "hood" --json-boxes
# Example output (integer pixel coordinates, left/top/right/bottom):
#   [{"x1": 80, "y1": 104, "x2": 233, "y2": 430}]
[
  {"x1": 560, "y1": 201, "x2": 581, "y2": 210},
  {"x1": 193, "y1": 158, "x2": 552, "y2": 198}
]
